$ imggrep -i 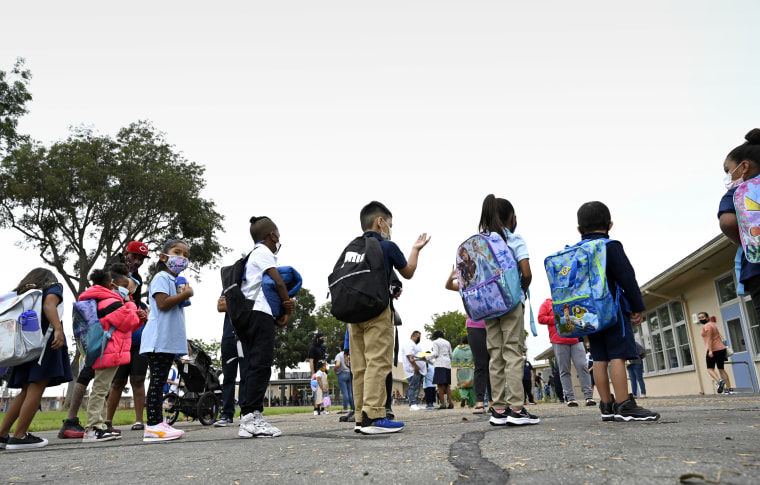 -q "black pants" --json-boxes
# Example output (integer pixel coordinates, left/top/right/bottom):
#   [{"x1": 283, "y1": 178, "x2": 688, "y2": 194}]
[
  {"x1": 240, "y1": 311, "x2": 275, "y2": 416},
  {"x1": 467, "y1": 327, "x2": 491, "y2": 402},
  {"x1": 522, "y1": 379, "x2": 534, "y2": 403}
]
